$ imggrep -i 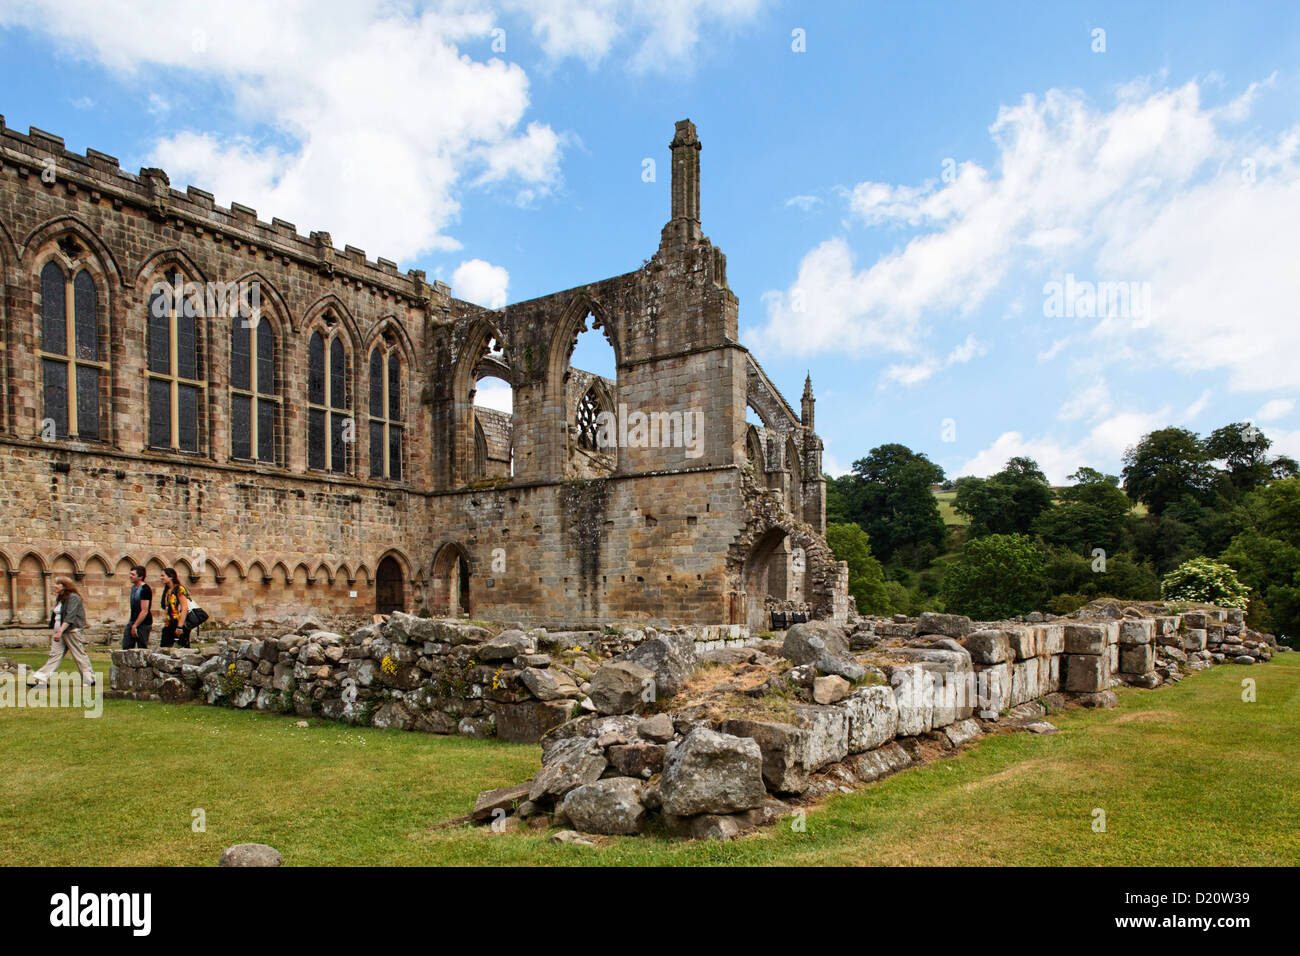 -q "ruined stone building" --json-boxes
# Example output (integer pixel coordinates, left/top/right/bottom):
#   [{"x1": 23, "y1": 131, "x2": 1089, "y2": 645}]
[{"x1": 0, "y1": 116, "x2": 849, "y2": 630}]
